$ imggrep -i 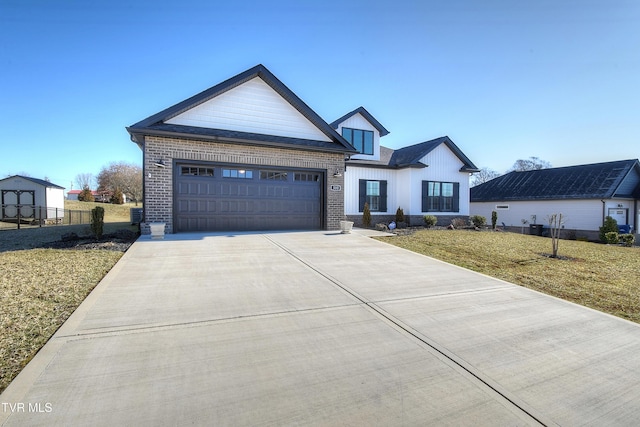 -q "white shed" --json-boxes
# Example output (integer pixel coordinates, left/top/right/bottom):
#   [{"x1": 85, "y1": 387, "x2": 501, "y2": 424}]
[{"x1": 0, "y1": 175, "x2": 65, "y2": 222}]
